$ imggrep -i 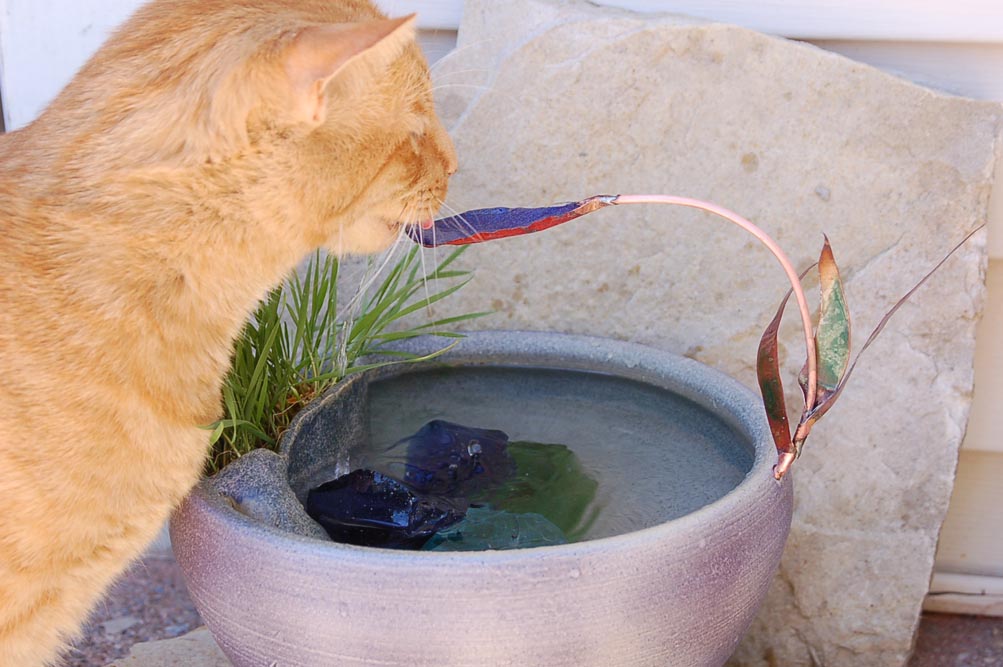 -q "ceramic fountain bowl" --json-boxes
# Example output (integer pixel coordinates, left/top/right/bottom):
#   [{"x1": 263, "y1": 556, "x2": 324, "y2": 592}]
[{"x1": 170, "y1": 331, "x2": 792, "y2": 667}]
